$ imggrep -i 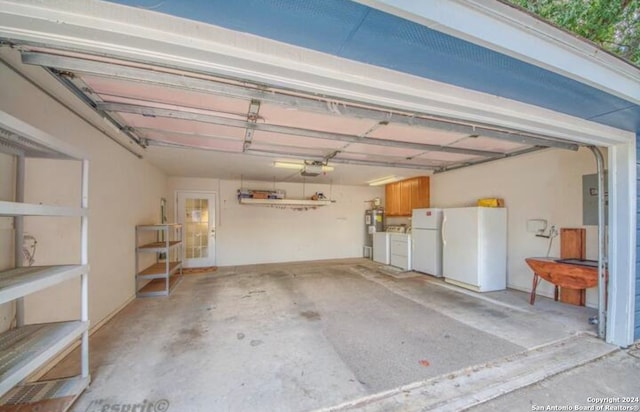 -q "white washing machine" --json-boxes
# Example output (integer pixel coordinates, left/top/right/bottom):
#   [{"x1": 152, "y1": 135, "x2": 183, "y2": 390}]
[{"x1": 373, "y1": 232, "x2": 390, "y2": 264}]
